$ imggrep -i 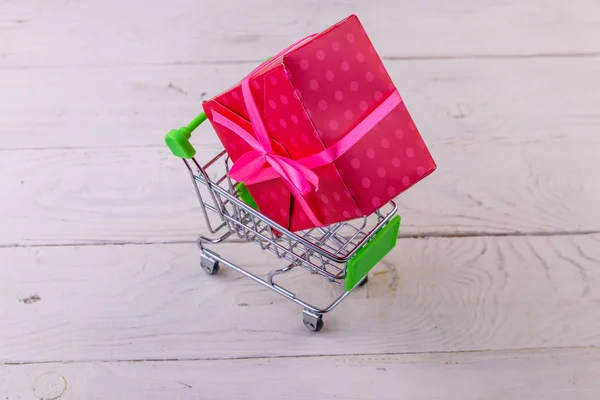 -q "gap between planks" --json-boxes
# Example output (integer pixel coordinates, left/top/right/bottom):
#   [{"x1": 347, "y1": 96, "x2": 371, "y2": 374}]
[
  {"x1": 2, "y1": 51, "x2": 600, "y2": 71},
  {"x1": 2, "y1": 344, "x2": 598, "y2": 366},
  {"x1": 1, "y1": 230, "x2": 599, "y2": 249},
  {"x1": 4, "y1": 0, "x2": 600, "y2": 67},
  {"x1": 2, "y1": 233, "x2": 599, "y2": 362},
  {"x1": 4, "y1": 346, "x2": 600, "y2": 400}
]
